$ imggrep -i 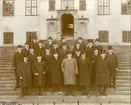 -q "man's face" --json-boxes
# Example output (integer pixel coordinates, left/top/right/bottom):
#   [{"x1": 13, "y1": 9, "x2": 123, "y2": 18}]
[
  {"x1": 101, "y1": 53, "x2": 106, "y2": 59},
  {"x1": 17, "y1": 48, "x2": 22, "y2": 52},
  {"x1": 24, "y1": 57, "x2": 28, "y2": 62},
  {"x1": 46, "y1": 49, "x2": 50, "y2": 53},
  {"x1": 25, "y1": 44, "x2": 29, "y2": 48},
  {"x1": 94, "y1": 49, "x2": 98, "y2": 54},
  {"x1": 78, "y1": 39, "x2": 83, "y2": 43},
  {"x1": 30, "y1": 48, "x2": 34, "y2": 53},
  {"x1": 62, "y1": 45, "x2": 67, "y2": 50},
  {"x1": 75, "y1": 51, "x2": 81, "y2": 55},
  {"x1": 37, "y1": 56, "x2": 42, "y2": 61},
  {"x1": 53, "y1": 53, "x2": 58, "y2": 58},
  {"x1": 48, "y1": 39, "x2": 53, "y2": 43},
  {"x1": 67, "y1": 53, "x2": 72, "y2": 58},
  {"x1": 38, "y1": 43, "x2": 43, "y2": 47},
  {"x1": 62, "y1": 39, "x2": 66, "y2": 43},
  {"x1": 76, "y1": 43, "x2": 80, "y2": 47},
  {"x1": 88, "y1": 42, "x2": 93, "y2": 47},
  {"x1": 33, "y1": 39, "x2": 37, "y2": 43},
  {"x1": 95, "y1": 41, "x2": 99, "y2": 46},
  {"x1": 108, "y1": 49, "x2": 113, "y2": 53},
  {"x1": 81, "y1": 53, "x2": 86, "y2": 58},
  {"x1": 53, "y1": 44, "x2": 57, "y2": 48}
]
